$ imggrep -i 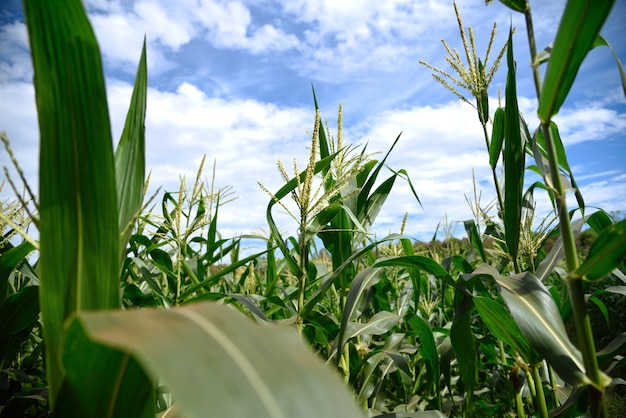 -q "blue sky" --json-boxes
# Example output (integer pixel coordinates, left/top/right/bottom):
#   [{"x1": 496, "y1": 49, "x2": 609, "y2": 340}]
[{"x1": 1, "y1": 0, "x2": 625, "y2": 246}]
